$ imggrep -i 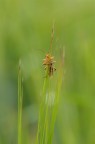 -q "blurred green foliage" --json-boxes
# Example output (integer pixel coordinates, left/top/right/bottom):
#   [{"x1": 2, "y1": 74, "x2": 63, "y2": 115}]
[{"x1": 0, "y1": 0, "x2": 95, "y2": 144}]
